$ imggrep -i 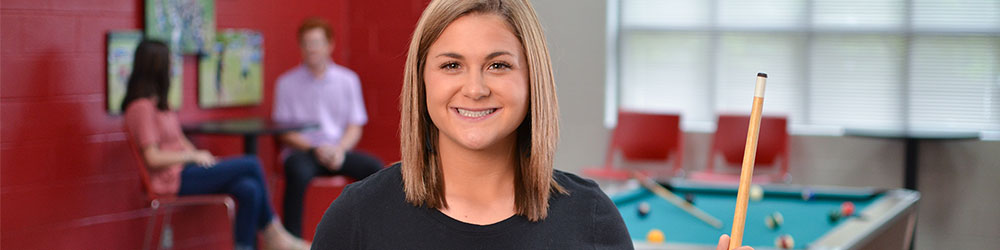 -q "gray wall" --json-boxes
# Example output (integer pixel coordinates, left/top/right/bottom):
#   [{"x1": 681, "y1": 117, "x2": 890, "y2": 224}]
[
  {"x1": 533, "y1": 1, "x2": 1000, "y2": 249},
  {"x1": 533, "y1": 0, "x2": 611, "y2": 173}
]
